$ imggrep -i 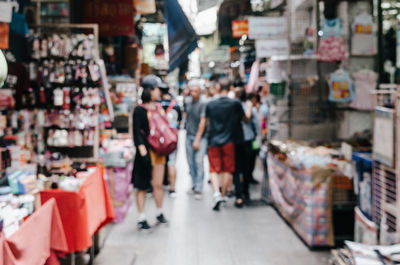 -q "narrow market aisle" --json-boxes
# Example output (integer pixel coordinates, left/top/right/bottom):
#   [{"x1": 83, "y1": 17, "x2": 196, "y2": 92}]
[{"x1": 94, "y1": 131, "x2": 330, "y2": 265}]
